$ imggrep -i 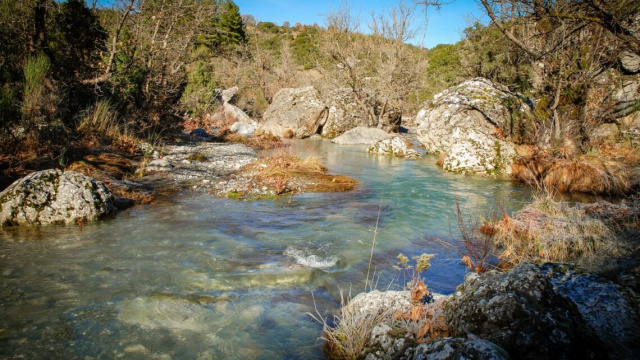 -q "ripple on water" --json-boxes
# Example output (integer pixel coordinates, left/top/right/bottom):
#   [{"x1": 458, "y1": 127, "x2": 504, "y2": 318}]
[{"x1": 284, "y1": 246, "x2": 339, "y2": 269}]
